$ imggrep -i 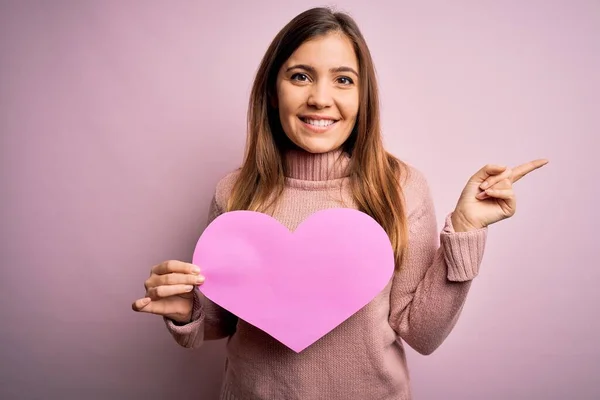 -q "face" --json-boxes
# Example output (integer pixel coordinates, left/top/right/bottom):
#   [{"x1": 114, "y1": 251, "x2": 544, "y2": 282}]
[{"x1": 274, "y1": 32, "x2": 360, "y2": 154}]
